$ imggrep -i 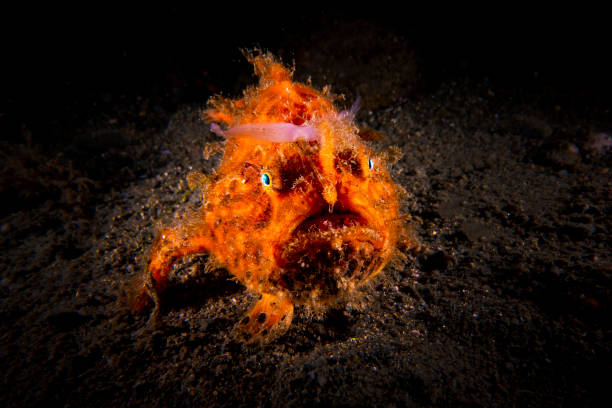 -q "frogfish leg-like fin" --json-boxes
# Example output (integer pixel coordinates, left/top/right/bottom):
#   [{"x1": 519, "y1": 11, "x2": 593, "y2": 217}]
[
  {"x1": 233, "y1": 293, "x2": 294, "y2": 344},
  {"x1": 130, "y1": 219, "x2": 212, "y2": 313}
]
